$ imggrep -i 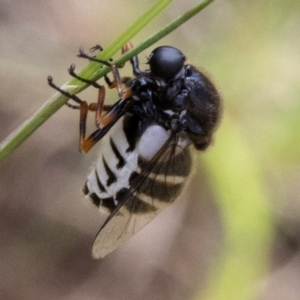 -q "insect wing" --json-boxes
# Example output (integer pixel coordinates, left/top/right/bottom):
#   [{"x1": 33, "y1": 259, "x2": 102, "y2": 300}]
[
  {"x1": 92, "y1": 199, "x2": 166, "y2": 259},
  {"x1": 92, "y1": 135, "x2": 192, "y2": 259}
]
